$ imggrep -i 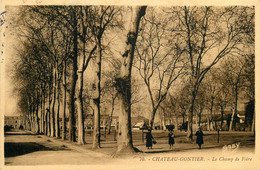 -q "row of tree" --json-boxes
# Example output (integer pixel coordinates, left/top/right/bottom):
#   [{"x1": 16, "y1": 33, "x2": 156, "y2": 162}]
[
  {"x1": 133, "y1": 6, "x2": 254, "y2": 137},
  {"x1": 159, "y1": 56, "x2": 254, "y2": 132},
  {"x1": 9, "y1": 6, "x2": 254, "y2": 154}
]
